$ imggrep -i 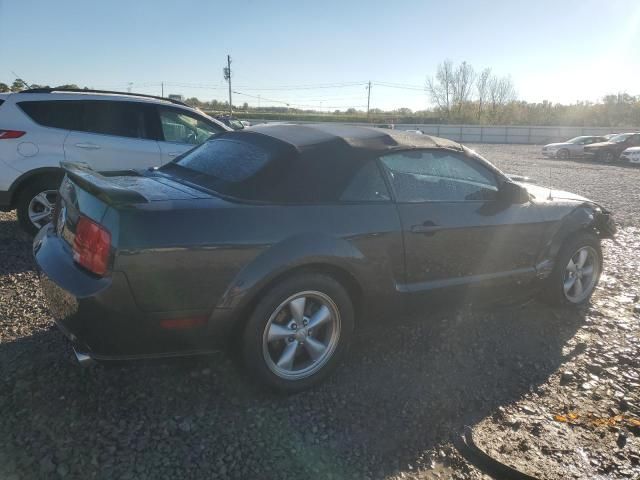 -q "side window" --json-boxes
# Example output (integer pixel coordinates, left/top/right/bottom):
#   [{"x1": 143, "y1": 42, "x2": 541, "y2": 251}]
[
  {"x1": 18, "y1": 101, "x2": 82, "y2": 130},
  {"x1": 380, "y1": 150, "x2": 499, "y2": 202},
  {"x1": 81, "y1": 101, "x2": 149, "y2": 139},
  {"x1": 159, "y1": 108, "x2": 223, "y2": 145},
  {"x1": 340, "y1": 160, "x2": 390, "y2": 202}
]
